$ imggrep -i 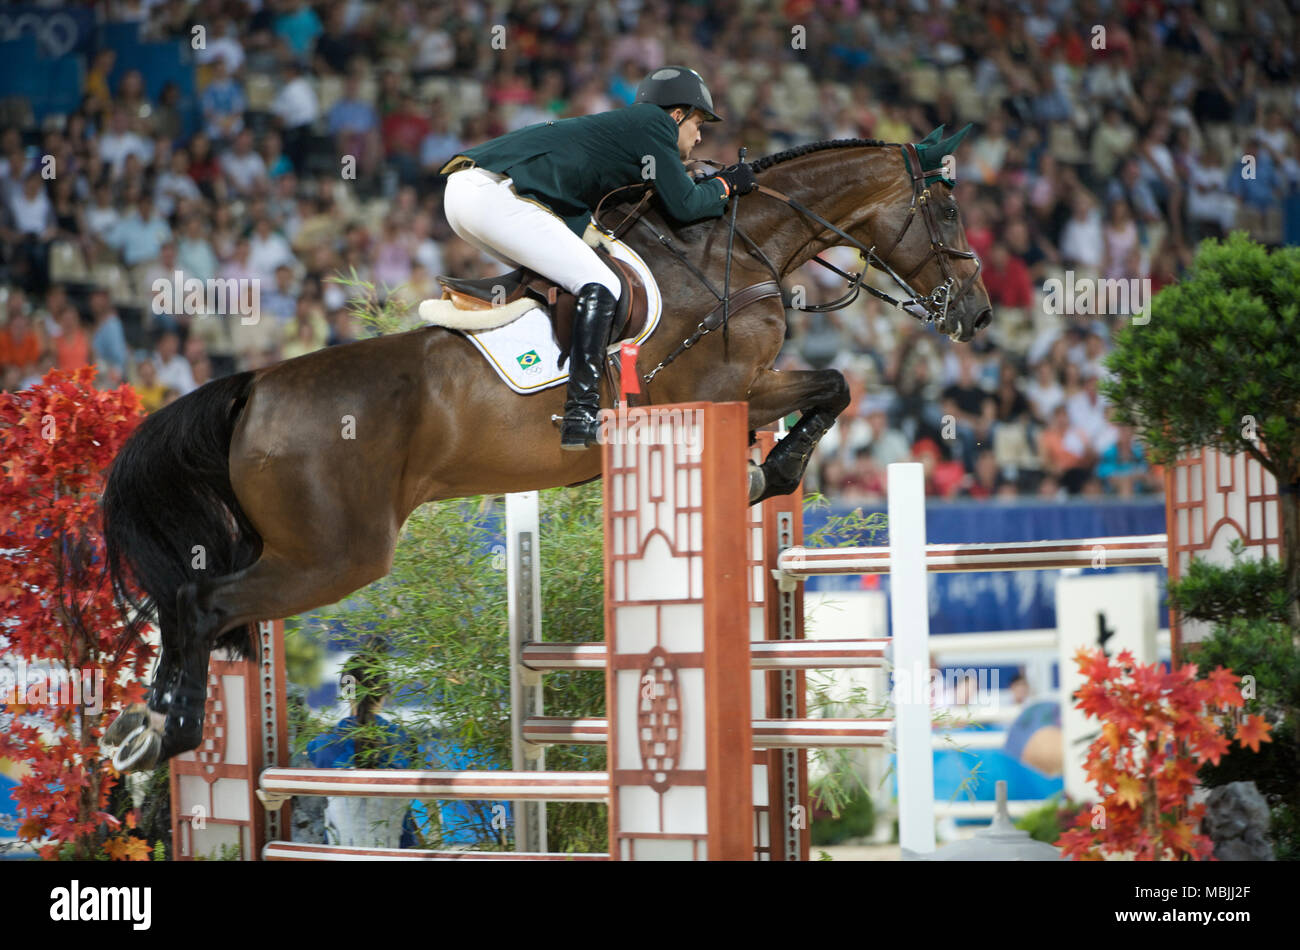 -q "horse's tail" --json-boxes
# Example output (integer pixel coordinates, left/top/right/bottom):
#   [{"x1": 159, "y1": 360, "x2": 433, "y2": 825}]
[{"x1": 103, "y1": 371, "x2": 262, "y2": 656}]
